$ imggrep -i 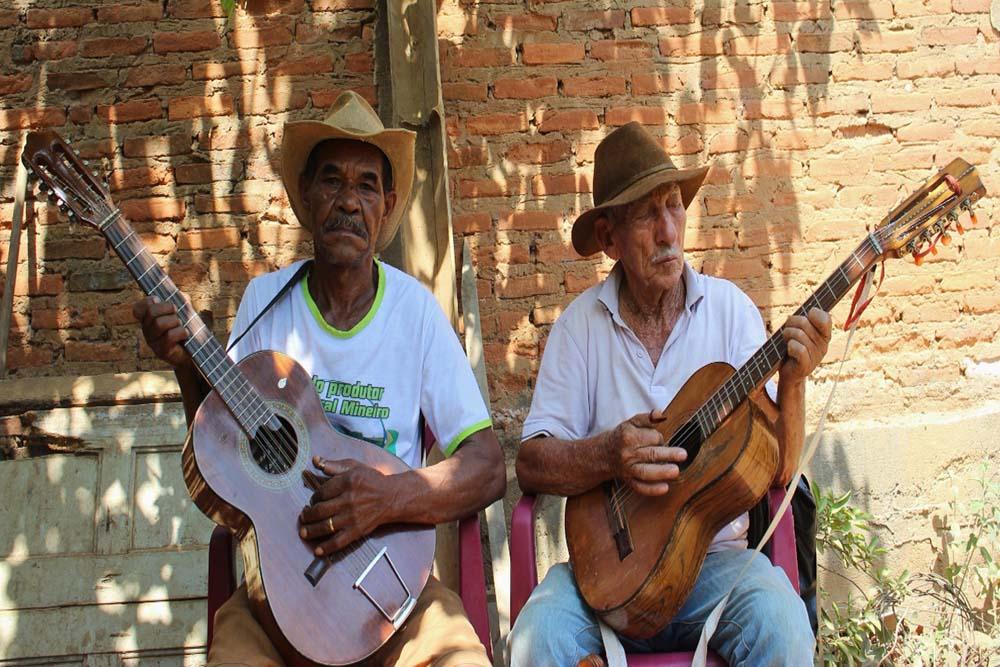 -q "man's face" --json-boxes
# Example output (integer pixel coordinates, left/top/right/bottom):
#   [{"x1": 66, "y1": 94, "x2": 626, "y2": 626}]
[
  {"x1": 298, "y1": 139, "x2": 396, "y2": 268},
  {"x1": 596, "y1": 182, "x2": 687, "y2": 294}
]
